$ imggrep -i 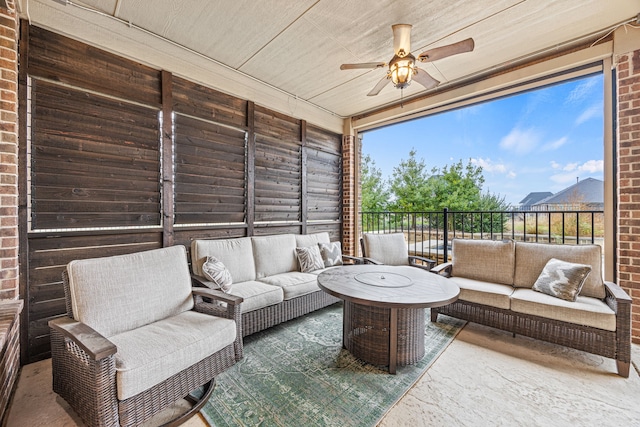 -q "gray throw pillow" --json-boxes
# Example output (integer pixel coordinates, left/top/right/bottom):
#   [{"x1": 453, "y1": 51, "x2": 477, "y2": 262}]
[
  {"x1": 318, "y1": 241, "x2": 343, "y2": 267},
  {"x1": 202, "y1": 255, "x2": 233, "y2": 293},
  {"x1": 532, "y1": 258, "x2": 591, "y2": 302},
  {"x1": 296, "y1": 245, "x2": 325, "y2": 273}
]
